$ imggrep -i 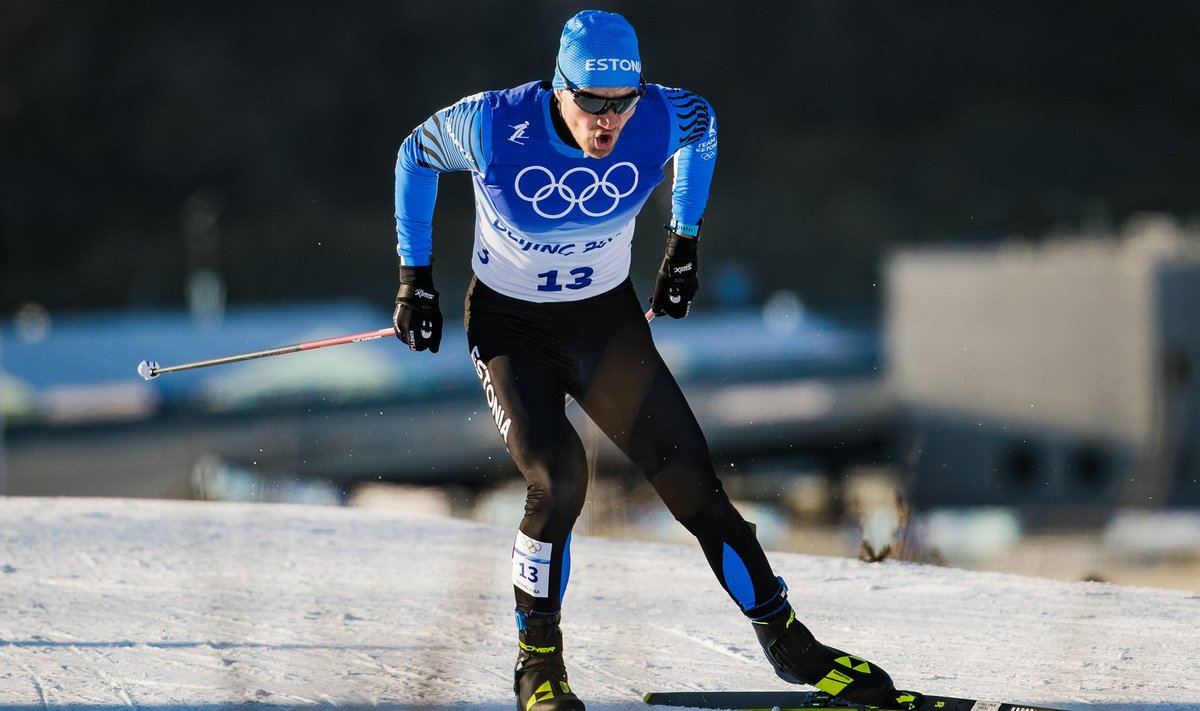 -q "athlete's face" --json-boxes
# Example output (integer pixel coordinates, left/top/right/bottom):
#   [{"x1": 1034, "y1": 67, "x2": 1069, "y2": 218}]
[{"x1": 555, "y1": 86, "x2": 638, "y2": 159}]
